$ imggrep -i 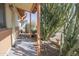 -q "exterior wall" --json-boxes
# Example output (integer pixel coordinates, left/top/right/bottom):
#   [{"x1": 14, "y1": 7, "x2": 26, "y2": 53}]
[
  {"x1": 0, "y1": 29, "x2": 12, "y2": 55},
  {"x1": 5, "y1": 4, "x2": 19, "y2": 28},
  {"x1": 0, "y1": 4, "x2": 19, "y2": 55},
  {"x1": 0, "y1": 29, "x2": 18, "y2": 55},
  {"x1": 5, "y1": 3, "x2": 18, "y2": 45},
  {"x1": 5, "y1": 4, "x2": 12, "y2": 28},
  {"x1": 0, "y1": 4, "x2": 6, "y2": 28}
]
